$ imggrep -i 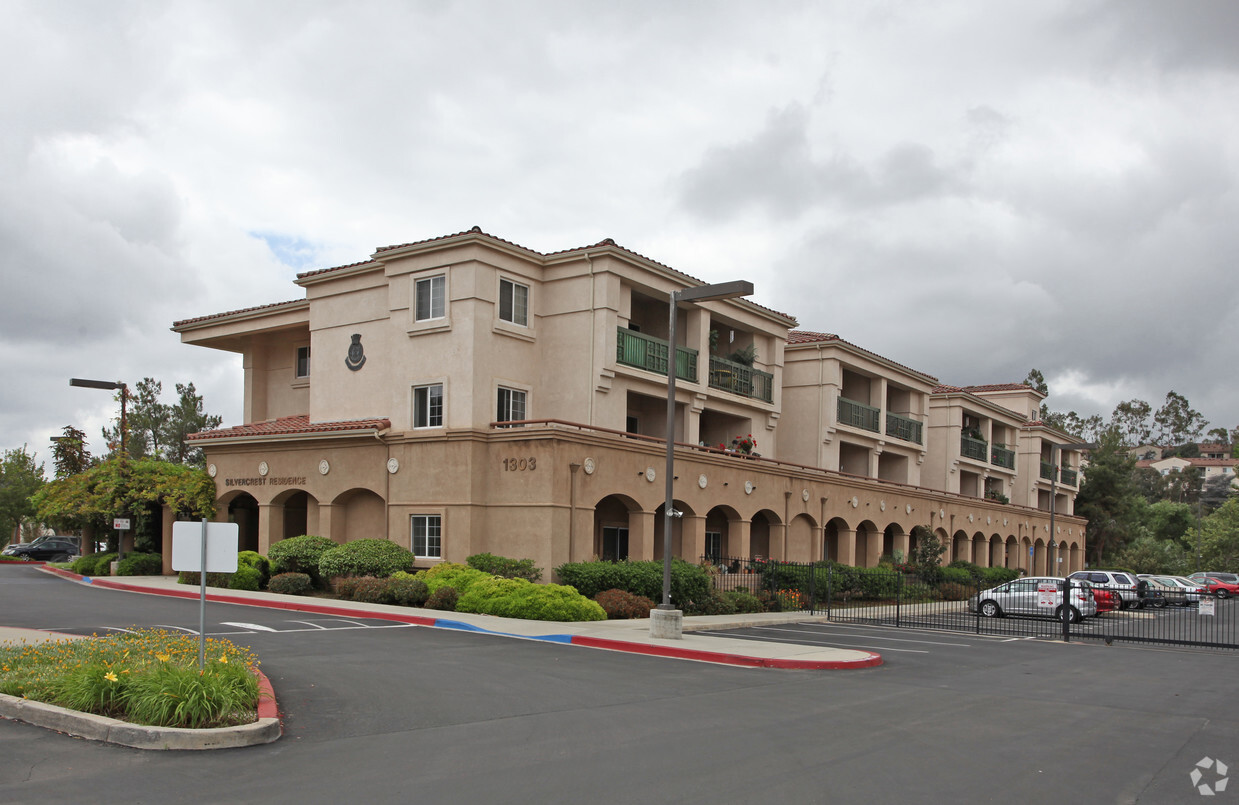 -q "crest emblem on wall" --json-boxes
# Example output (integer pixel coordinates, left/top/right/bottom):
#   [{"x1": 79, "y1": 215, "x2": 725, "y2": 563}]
[{"x1": 345, "y1": 333, "x2": 367, "y2": 371}]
